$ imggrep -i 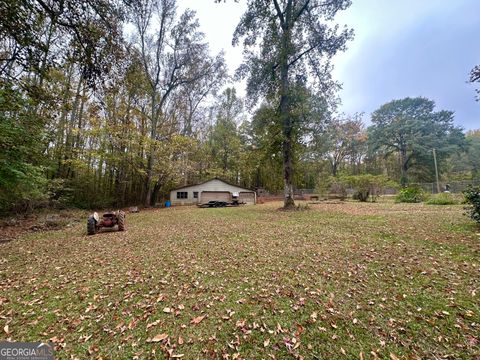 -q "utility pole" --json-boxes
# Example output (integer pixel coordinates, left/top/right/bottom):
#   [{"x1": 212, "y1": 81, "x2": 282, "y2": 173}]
[{"x1": 433, "y1": 148, "x2": 440, "y2": 193}]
